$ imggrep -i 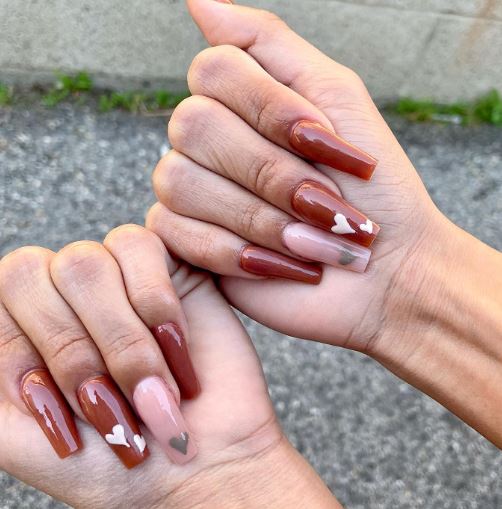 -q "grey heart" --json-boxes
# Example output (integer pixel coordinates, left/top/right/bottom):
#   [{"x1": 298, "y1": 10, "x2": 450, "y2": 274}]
[
  {"x1": 339, "y1": 250, "x2": 356, "y2": 266},
  {"x1": 169, "y1": 432, "x2": 189, "y2": 455}
]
